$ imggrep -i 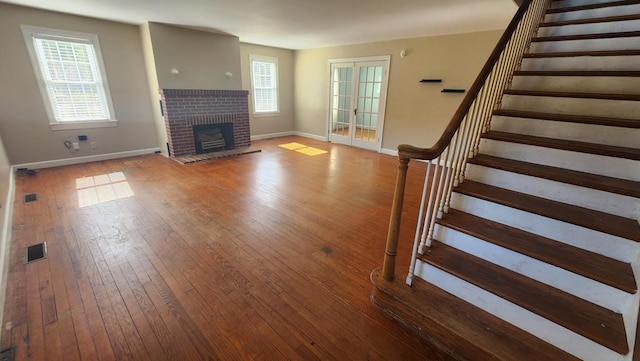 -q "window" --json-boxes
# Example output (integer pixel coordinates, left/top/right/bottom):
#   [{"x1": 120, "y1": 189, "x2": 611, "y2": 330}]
[
  {"x1": 250, "y1": 55, "x2": 278, "y2": 114},
  {"x1": 21, "y1": 25, "x2": 116, "y2": 130}
]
